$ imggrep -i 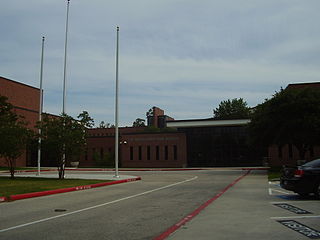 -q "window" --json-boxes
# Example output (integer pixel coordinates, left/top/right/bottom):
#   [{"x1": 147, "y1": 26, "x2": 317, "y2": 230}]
[
  {"x1": 156, "y1": 146, "x2": 159, "y2": 160},
  {"x1": 139, "y1": 146, "x2": 142, "y2": 160},
  {"x1": 165, "y1": 146, "x2": 168, "y2": 160},
  {"x1": 173, "y1": 145, "x2": 178, "y2": 160},
  {"x1": 147, "y1": 146, "x2": 151, "y2": 160},
  {"x1": 130, "y1": 147, "x2": 134, "y2": 160},
  {"x1": 85, "y1": 149, "x2": 88, "y2": 161},
  {"x1": 278, "y1": 146, "x2": 282, "y2": 158},
  {"x1": 100, "y1": 148, "x2": 104, "y2": 159},
  {"x1": 288, "y1": 144, "x2": 293, "y2": 158}
]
